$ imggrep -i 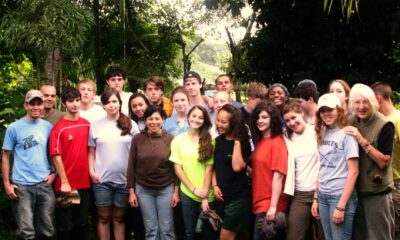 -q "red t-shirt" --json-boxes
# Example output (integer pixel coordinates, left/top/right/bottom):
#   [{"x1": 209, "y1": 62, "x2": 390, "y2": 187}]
[
  {"x1": 251, "y1": 135, "x2": 288, "y2": 214},
  {"x1": 50, "y1": 117, "x2": 90, "y2": 192}
]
